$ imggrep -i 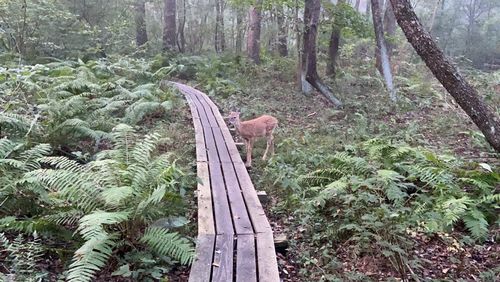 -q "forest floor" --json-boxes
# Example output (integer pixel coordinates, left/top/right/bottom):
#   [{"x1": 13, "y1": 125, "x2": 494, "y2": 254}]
[
  {"x1": 201, "y1": 60, "x2": 500, "y2": 281},
  {"x1": 1, "y1": 55, "x2": 498, "y2": 281}
]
